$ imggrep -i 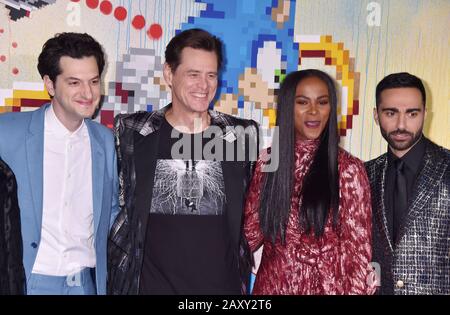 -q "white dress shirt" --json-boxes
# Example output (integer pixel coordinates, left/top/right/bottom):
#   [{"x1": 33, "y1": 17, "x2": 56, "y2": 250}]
[{"x1": 32, "y1": 105, "x2": 95, "y2": 276}]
